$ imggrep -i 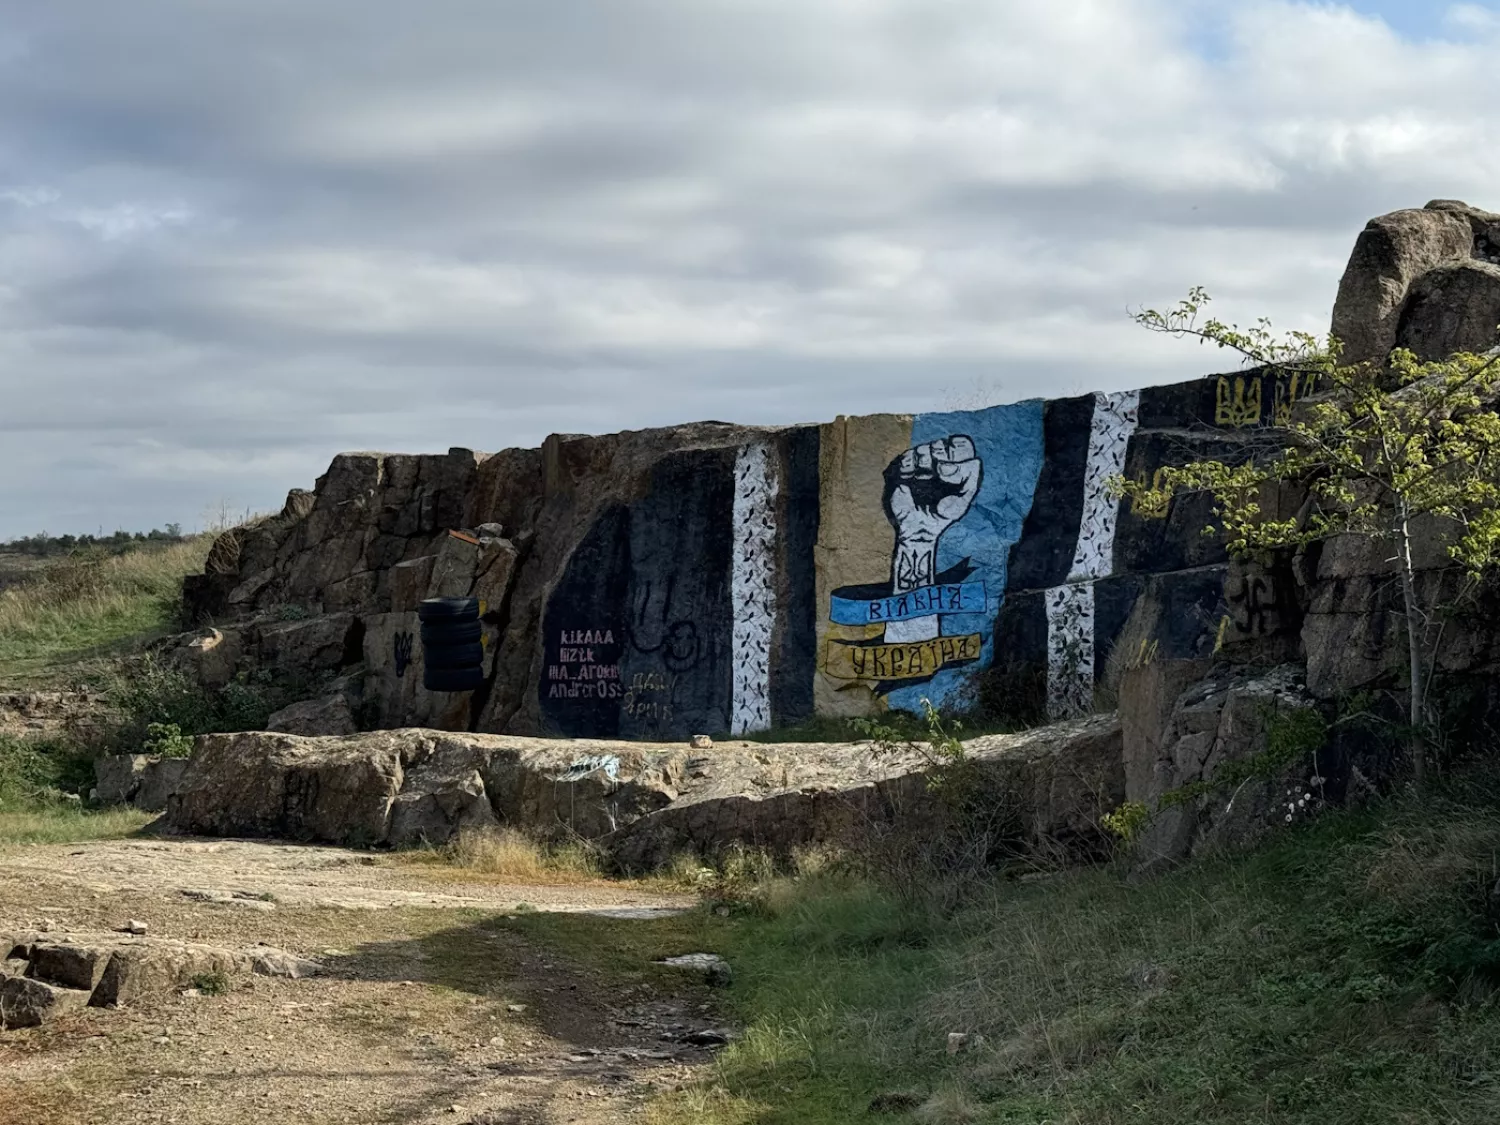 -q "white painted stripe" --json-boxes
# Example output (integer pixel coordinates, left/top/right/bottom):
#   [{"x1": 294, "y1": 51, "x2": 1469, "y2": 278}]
[
  {"x1": 1045, "y1": 581, "x2": 1095, "y2": 720},
  {"x1": 1068, "y1": 389, "x2": 1141, "y2": 582},
  {"x1": 731, "y1": 442, "x2": 778, "y2": 735}
]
